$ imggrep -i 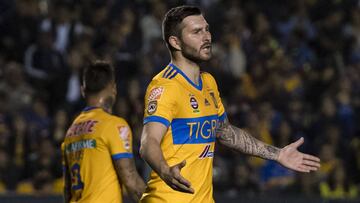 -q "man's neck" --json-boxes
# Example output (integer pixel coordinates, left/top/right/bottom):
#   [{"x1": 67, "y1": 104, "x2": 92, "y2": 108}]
[
  {"x1": 171, "y1": 57, "x2": 200, "y2": 85},
  {"x1": 86, "y1": 97, "x2": 112, "y2": 114}
]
